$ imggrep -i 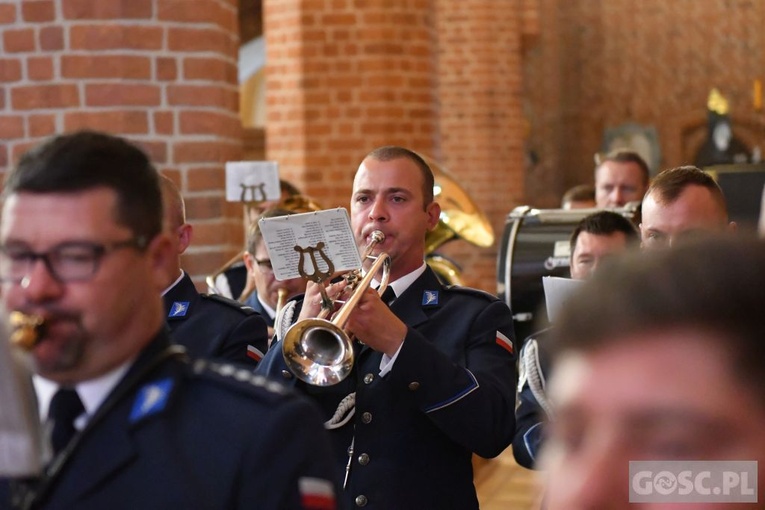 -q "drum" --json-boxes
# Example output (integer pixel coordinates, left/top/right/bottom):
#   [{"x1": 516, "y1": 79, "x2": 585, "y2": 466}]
[{"x1": 497, "y1": 205, "x2": 638, "y2": 343}]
